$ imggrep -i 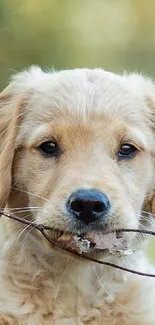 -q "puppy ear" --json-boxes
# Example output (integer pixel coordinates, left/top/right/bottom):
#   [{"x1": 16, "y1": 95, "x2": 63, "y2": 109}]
[
  {"x1": 0, "y1": 66, "x2": 44, "y2": 208},
  {"x1": 125, "y1": 73, "x2": 155, "y2": 219},
  {"x1": 150, "y1": 196, "x2": 155, "y2": 217},
  {"x1": 0, "y1": 84, "x2": 25, "y2": 208}
]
